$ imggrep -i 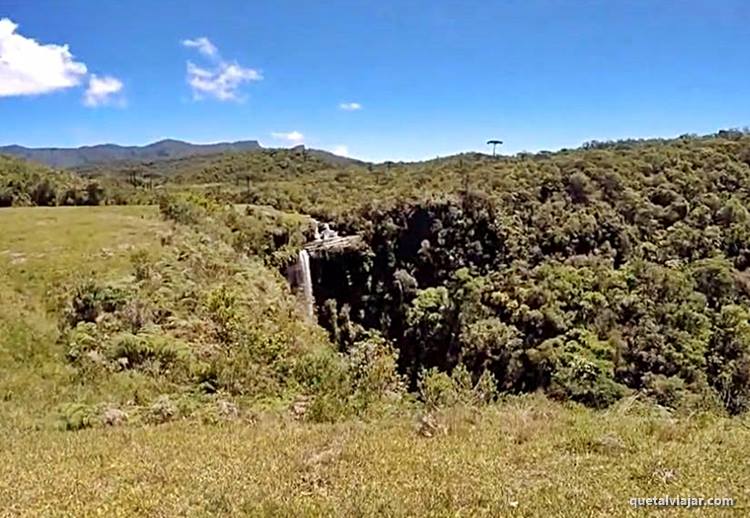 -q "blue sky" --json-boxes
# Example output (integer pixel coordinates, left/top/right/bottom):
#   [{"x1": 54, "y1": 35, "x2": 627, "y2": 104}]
[{"x1": 1, "y1": 0, "x2": 749, "y2": 161}]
